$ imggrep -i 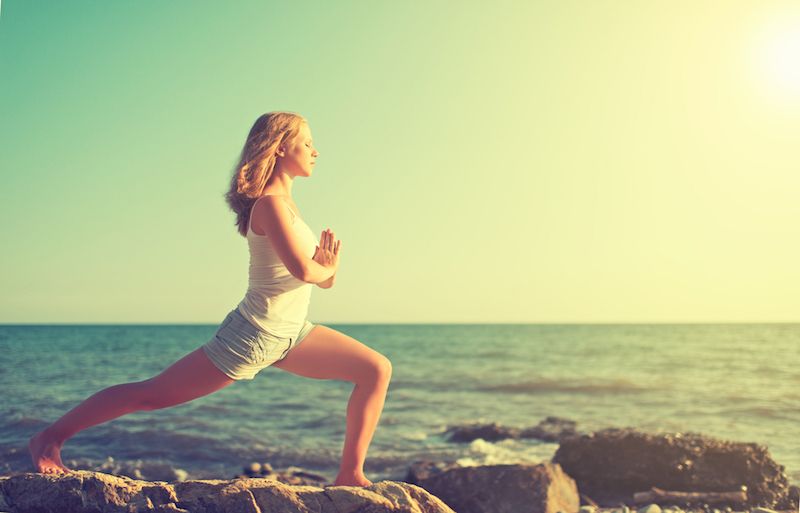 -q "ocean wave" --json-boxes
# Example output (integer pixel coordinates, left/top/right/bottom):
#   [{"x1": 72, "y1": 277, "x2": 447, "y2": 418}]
[{"x1": 479, "y1": 377, "x2": 647, "y2": 394}]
